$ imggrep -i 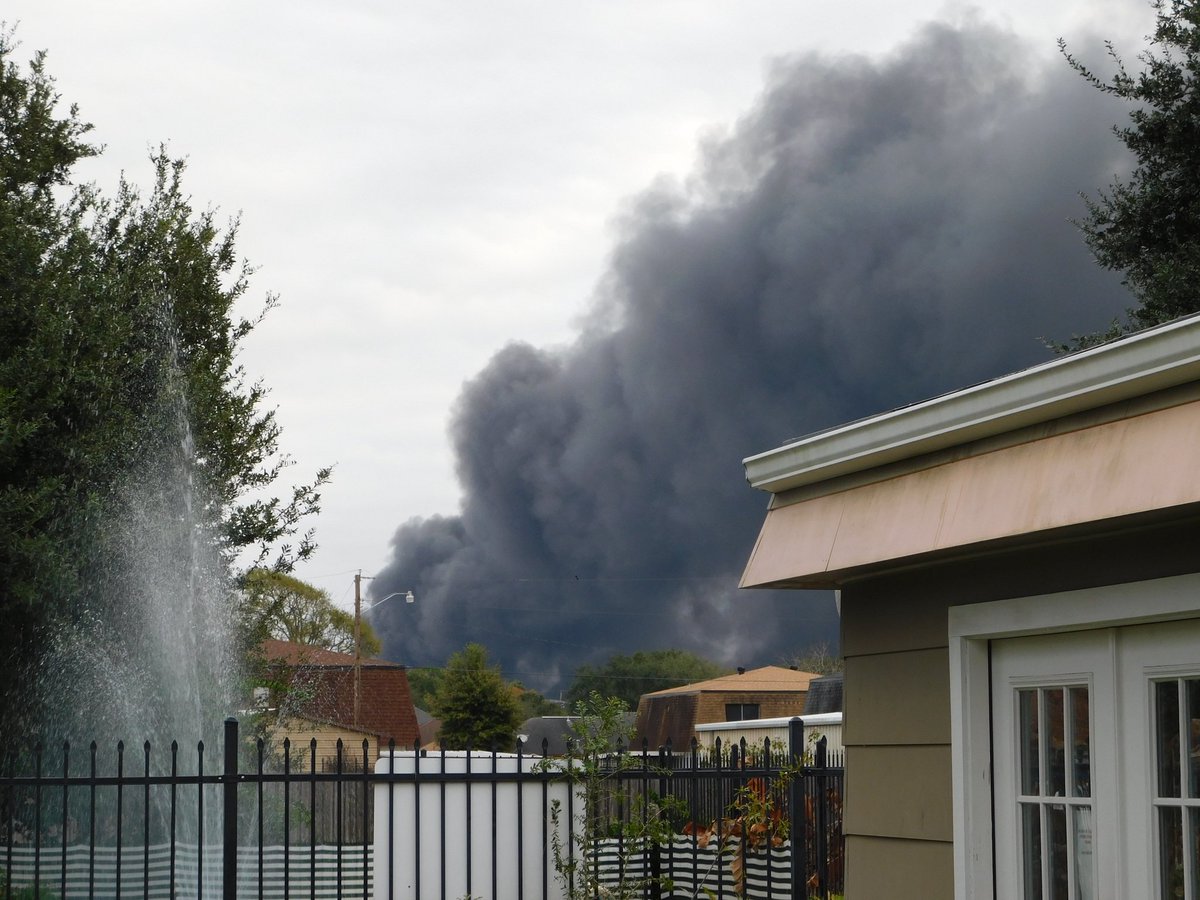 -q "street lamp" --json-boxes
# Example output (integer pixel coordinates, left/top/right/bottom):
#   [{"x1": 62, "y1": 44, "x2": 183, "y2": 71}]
[{"x1": 353, "y1": 573, "x2": 415, "y2": 728}]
